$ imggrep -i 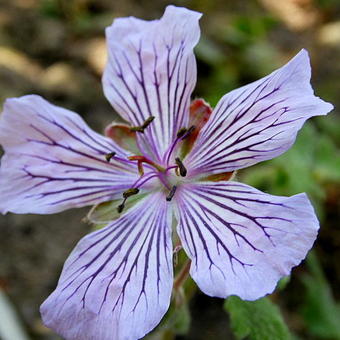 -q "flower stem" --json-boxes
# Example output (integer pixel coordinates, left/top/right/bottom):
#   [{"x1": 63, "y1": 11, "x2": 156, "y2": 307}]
[{"x1": 174, "y1": 259, "x2": 191, "y2": 290}]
